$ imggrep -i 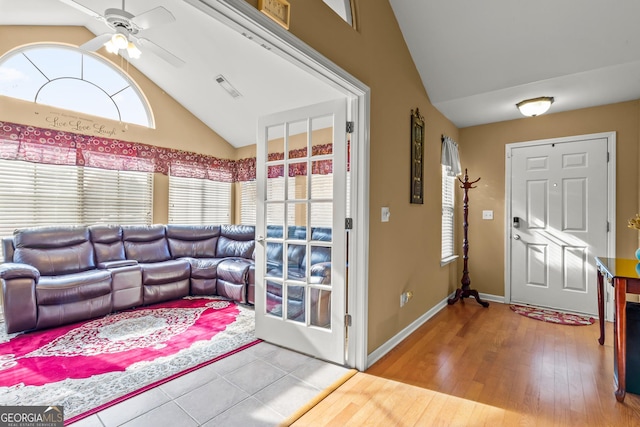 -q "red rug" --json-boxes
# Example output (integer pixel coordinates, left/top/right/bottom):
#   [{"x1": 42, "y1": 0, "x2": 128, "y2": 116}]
[
  {"x1": 0, "y1": 296, "x2": 257, "y2": 423},
  {"x1": 510, "y1": 304, "x2": 595, "y2": 325}
]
